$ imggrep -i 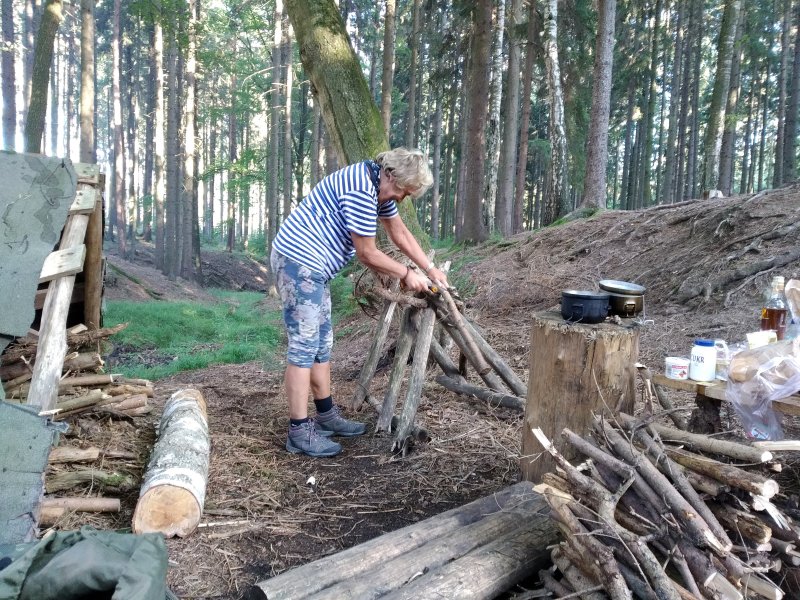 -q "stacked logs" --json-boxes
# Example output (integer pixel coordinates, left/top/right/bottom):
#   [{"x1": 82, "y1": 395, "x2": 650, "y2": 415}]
[
  {"x1": 533, "y1": 413, "x2": 794, "y2": 600},
  {"x1": 1, "y1": 323, "x2": 153, "y2": 419},
  {"x1": 354, "y1": 275, "x2": 527, "y2": 455}
]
